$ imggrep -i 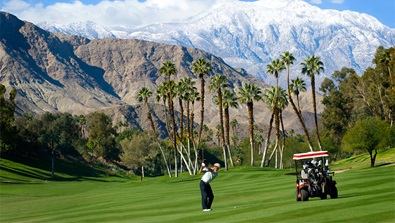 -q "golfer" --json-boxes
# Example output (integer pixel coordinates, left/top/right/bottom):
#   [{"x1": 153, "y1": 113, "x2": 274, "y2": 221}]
[{"x1": 199, "y1": 162, "x2": 220, "y2": 211}]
